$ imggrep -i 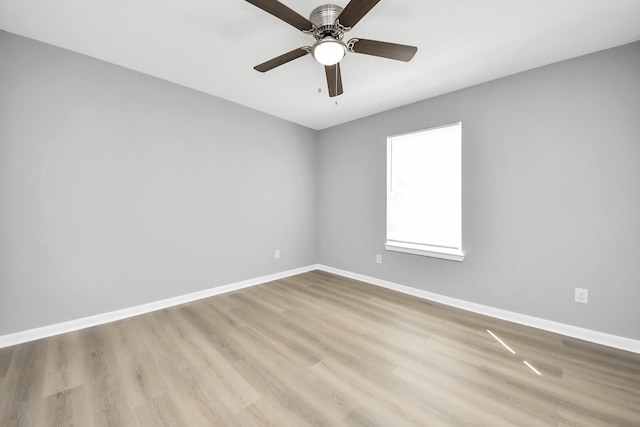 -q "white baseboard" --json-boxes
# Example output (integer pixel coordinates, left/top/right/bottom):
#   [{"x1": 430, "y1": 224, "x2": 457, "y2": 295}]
[
  {"x1": 0, "y1": 265, "x2": 318, "y2": 349},
  {"x1": 316, "y1": 264, "x2": 640, "y2": 354},
  {"x1": 3, "y1": 264, "x2": 638, "y2": 354}
]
